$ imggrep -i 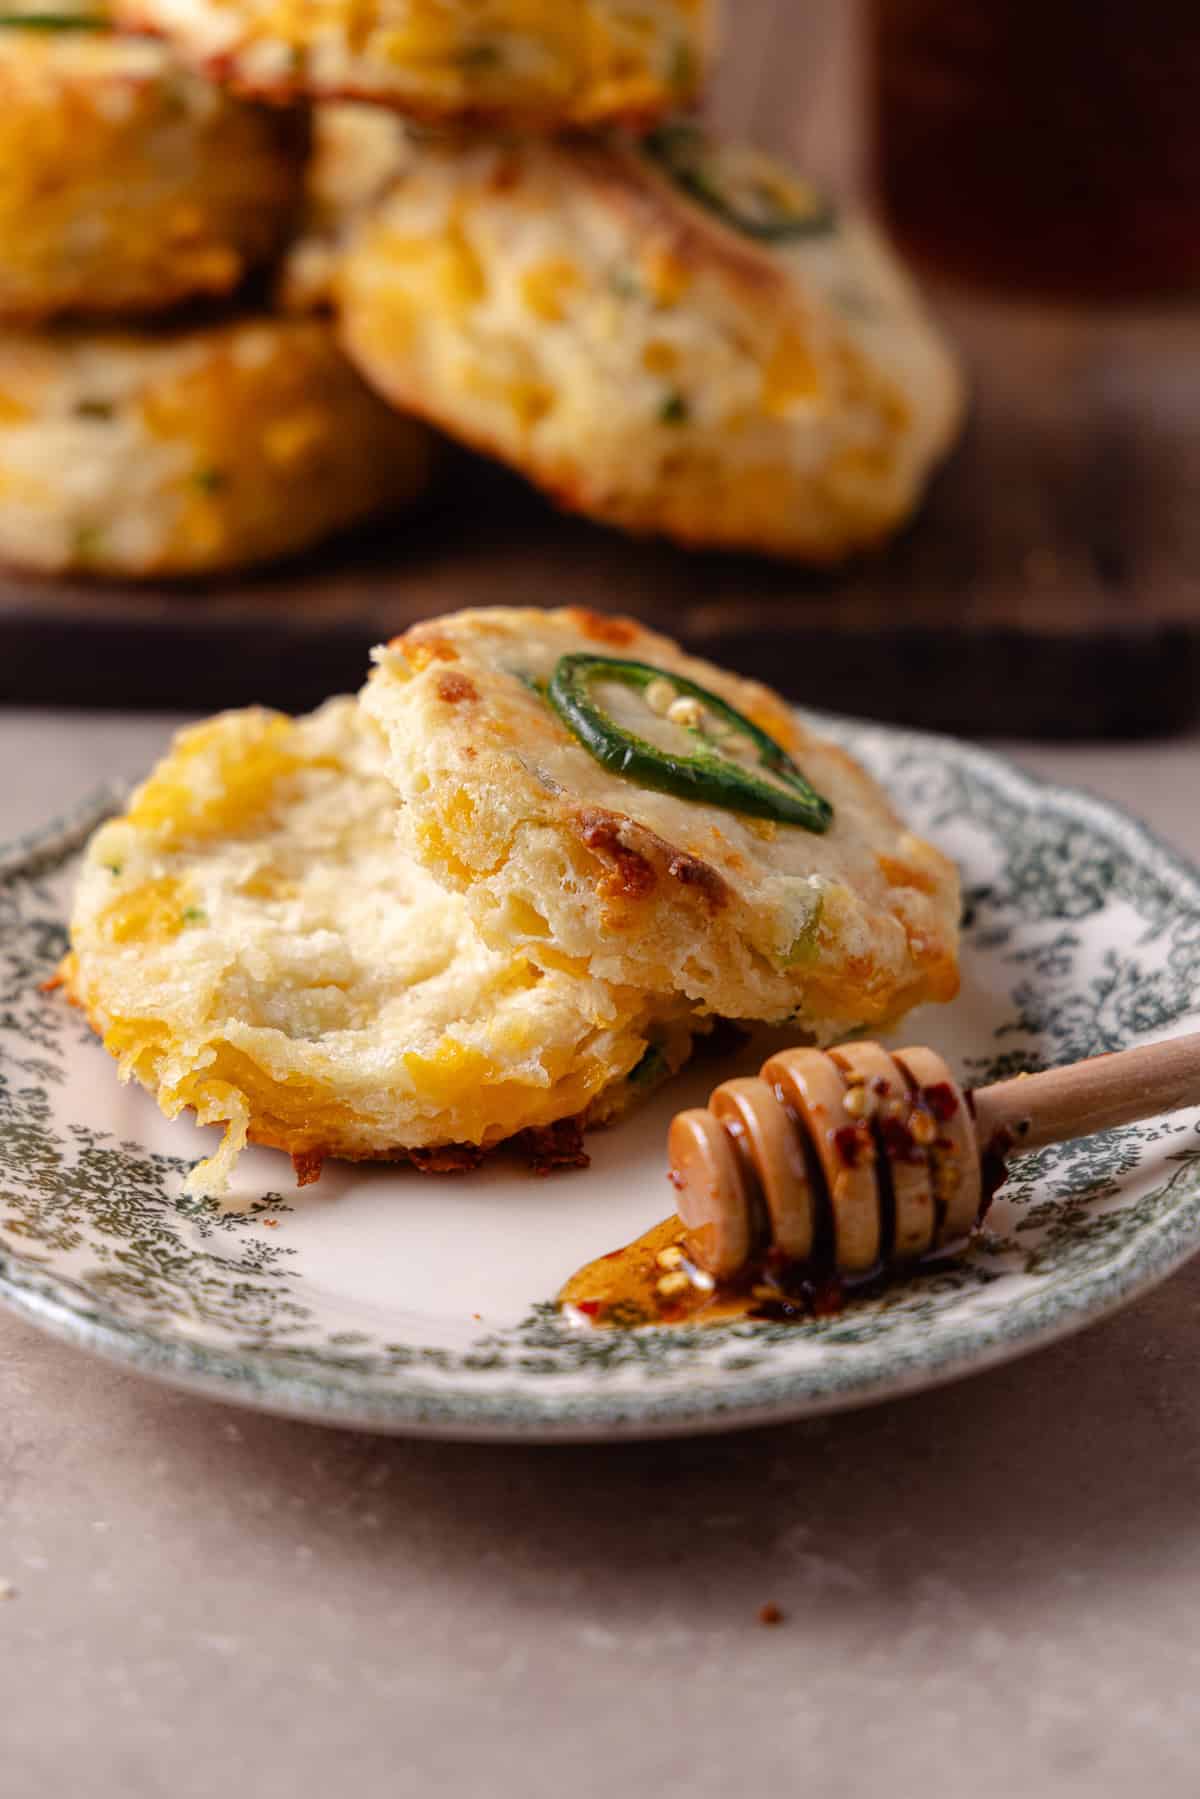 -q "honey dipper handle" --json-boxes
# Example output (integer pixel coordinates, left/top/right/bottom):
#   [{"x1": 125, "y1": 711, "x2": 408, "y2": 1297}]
[{"x1": 970, "y1": 1031, "x2": 1200, "y2": 1155}]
